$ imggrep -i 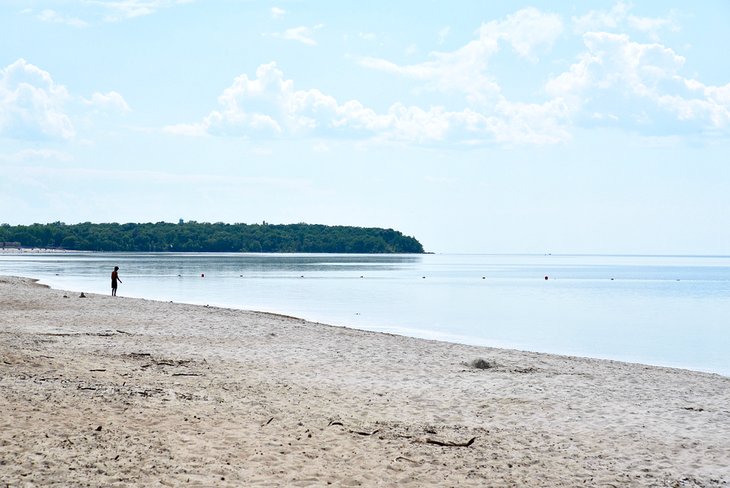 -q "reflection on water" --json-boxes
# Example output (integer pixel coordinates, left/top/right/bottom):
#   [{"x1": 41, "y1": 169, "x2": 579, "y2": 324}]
[{"x1": 1, "y1": 252, "x2": 729, "y2": 376}]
